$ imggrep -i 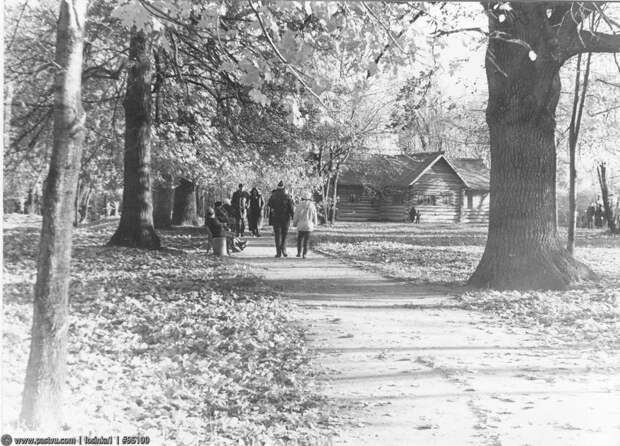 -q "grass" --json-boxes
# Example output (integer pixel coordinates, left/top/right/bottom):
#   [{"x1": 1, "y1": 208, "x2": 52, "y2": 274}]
[
  {"x1": 313, "y1": 222, "x2": 620, "y2": 347},
  {"x1": 2, "y1": 214, "x2": 332, "y2": 444}
]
